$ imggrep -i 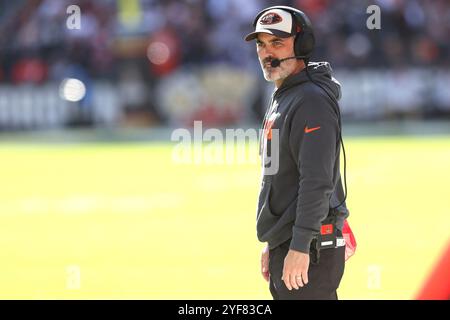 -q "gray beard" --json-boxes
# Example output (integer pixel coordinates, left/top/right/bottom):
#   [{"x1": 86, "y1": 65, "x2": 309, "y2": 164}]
[{"x1": 261, "y1": 60, "x2": 296, "y2": 82}]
